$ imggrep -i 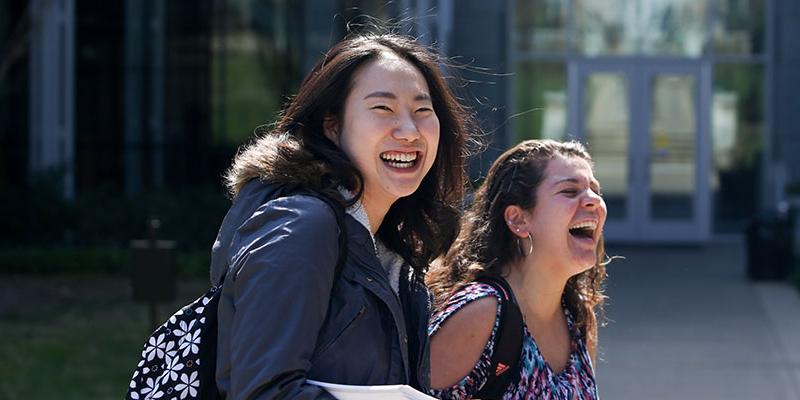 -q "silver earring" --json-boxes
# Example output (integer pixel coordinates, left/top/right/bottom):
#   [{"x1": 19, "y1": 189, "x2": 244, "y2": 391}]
[
  {"x1": 526, "y1": 232, "x2": 533, "y2": 256},
  {"x1": 508, "y1": 220, "x2": 520, "y2": 232},
  {"x1": 516, "y1": 232, "x2": 534, "y2": 257}
]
